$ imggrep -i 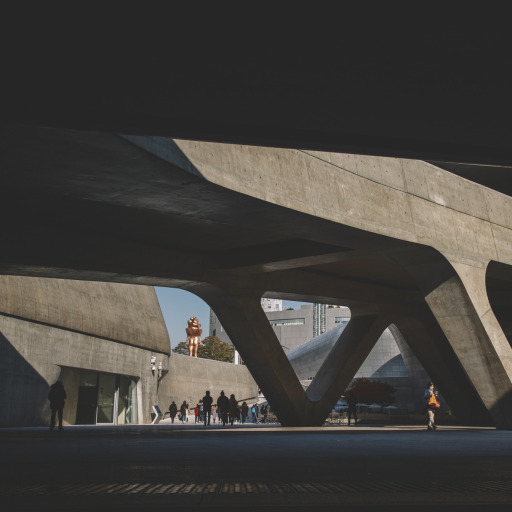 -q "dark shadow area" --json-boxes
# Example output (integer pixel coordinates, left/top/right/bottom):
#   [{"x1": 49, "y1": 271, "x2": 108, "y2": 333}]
[
  {"x1": 486, "y1": 260, "x2": 512, "y2": 348},
  {"x1": 0, "y1": 329, "x2": 51, "y2": 427}
]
